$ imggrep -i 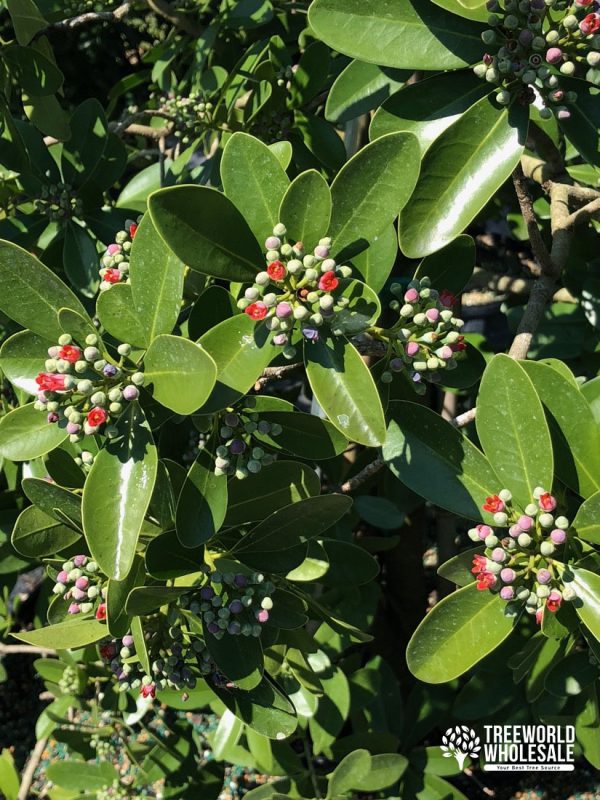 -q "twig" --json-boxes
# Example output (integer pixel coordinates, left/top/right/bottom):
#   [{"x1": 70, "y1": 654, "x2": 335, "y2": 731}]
[
  {"x1": 564, "y1": 197, "x2": 600, "y2": 228},
  {"x1": 253, "y1": 363, "x2": 302, "y2": 392},
  {"x1": 145, "y1": 0, "x2": 204, "y2": 36},
  {"x1": 0, "y1": 643, "x2": 55, "y2": 655},
  {"x1": 511, "y1": 165, "x2": 553, "y2": 274},
  {"x1": 34, "y1": 2, "x2": 130, "y2": 37},
  {"x1": 120, "y1": 123, "x2": 172, "y2": 139},
  {"x1": 17, "y1": 737, "x2": 48, "y2": 800},
  {"x1": 339, "y1": 457, "x2": 384, "y2": 493}
]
